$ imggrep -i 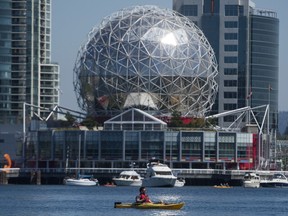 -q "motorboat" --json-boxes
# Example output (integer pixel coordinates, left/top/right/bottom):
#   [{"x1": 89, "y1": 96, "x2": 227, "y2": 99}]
[
  {"x1": 64, "y1": 175, "x2": 99, "y2": 186},
  {"x1": 114, "y1": 201, "x2": 184, "y2": 210},
  {"x1": 113, "y1": 170, "x2": 143, "y2": 186},
  {"x1": 243, "y1": 172, "x2": 260, "y2": 188},
  {"x1": 142, "y1": 159, "x2": 177, "y2": 187},
  {"x1": 174, "y1": 178, "x2": 185, "y2": 187},
  {"x1": 260, "y1": 173, "x2": 288, "y2": 187}
]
